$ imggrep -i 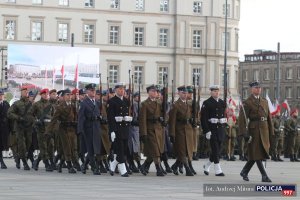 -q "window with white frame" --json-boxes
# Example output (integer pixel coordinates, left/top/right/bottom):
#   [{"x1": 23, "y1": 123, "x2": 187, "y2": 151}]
[
  {"x1": 58, "y1": 23, "x2": 68, "y2": 42},
  {"x1": 285, "y1": 87, "x2": 292, "y2": 98},
  {"x1": 263, "y1": 69, "x2": 270, "y2": 80},
  {"x1": 109, "y1": 26, "x2": 120, "y2": 45},
  {"x1": 192, "y1": 30, "x2": 201, "y2": 48},
  {"x1": 111, "y1": 0, "x2": 120, "y2": 9},
  {"x1": 134, "y1": 66, "x2": 143, "y2": 84},
  {"x1": 84, "y1": 24, "x2": 95, "y2": 43},
  {"x1": 222, "y1": 32, "x2": 230, "y2": 50},
  {"x1": 85, "y1": 0, "x2": 94, "y2": 7},
  {"x1": 193, "y1": 1, "x2": 202, "y2": 14},
  {"x1": 59, "y1": 0, "x2": 68, "y2": 6},
  {"x1": 134, "y1": 27, "x2": 144, "y2": 46},
  {"x1": 160, "y1": 0, "x2": 169, "y2": 12},
  {"x1": 5, "y1": 19, "x2": 16, "y2": 40},
  {"x1": 31, "y1": 21, "x2": 42, "y2": 41},
  {"x1": 286, "y1": 68, "x2": 293, "y2": 79},
  {"x1": 193, "y1": 68, "x2": 201, "y2": 86},
  {"x1": 136, "y1": 0, "x2": 144, "y2": 11},
  {"x1": 243, "y1": 70, "x2": 248, "y2": 81},
  {"x1": 32, "y1": 0, "x2": 42, "y2": 4},
  {"x1": 223, "y1": 4, "x2": 230, "y2": 17},
  {"x1": 158, "y1": 67, "x2": 168, "y2": 85},
  {"x1": 109, "y1": 65, "x2": 118, "y2": 84},
  {"x1": 253, "y1": 69, "x2": 259, "y2": 81},
  {"x1": 159, "y1": 28, "x2": 168, "y2": 47}
]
